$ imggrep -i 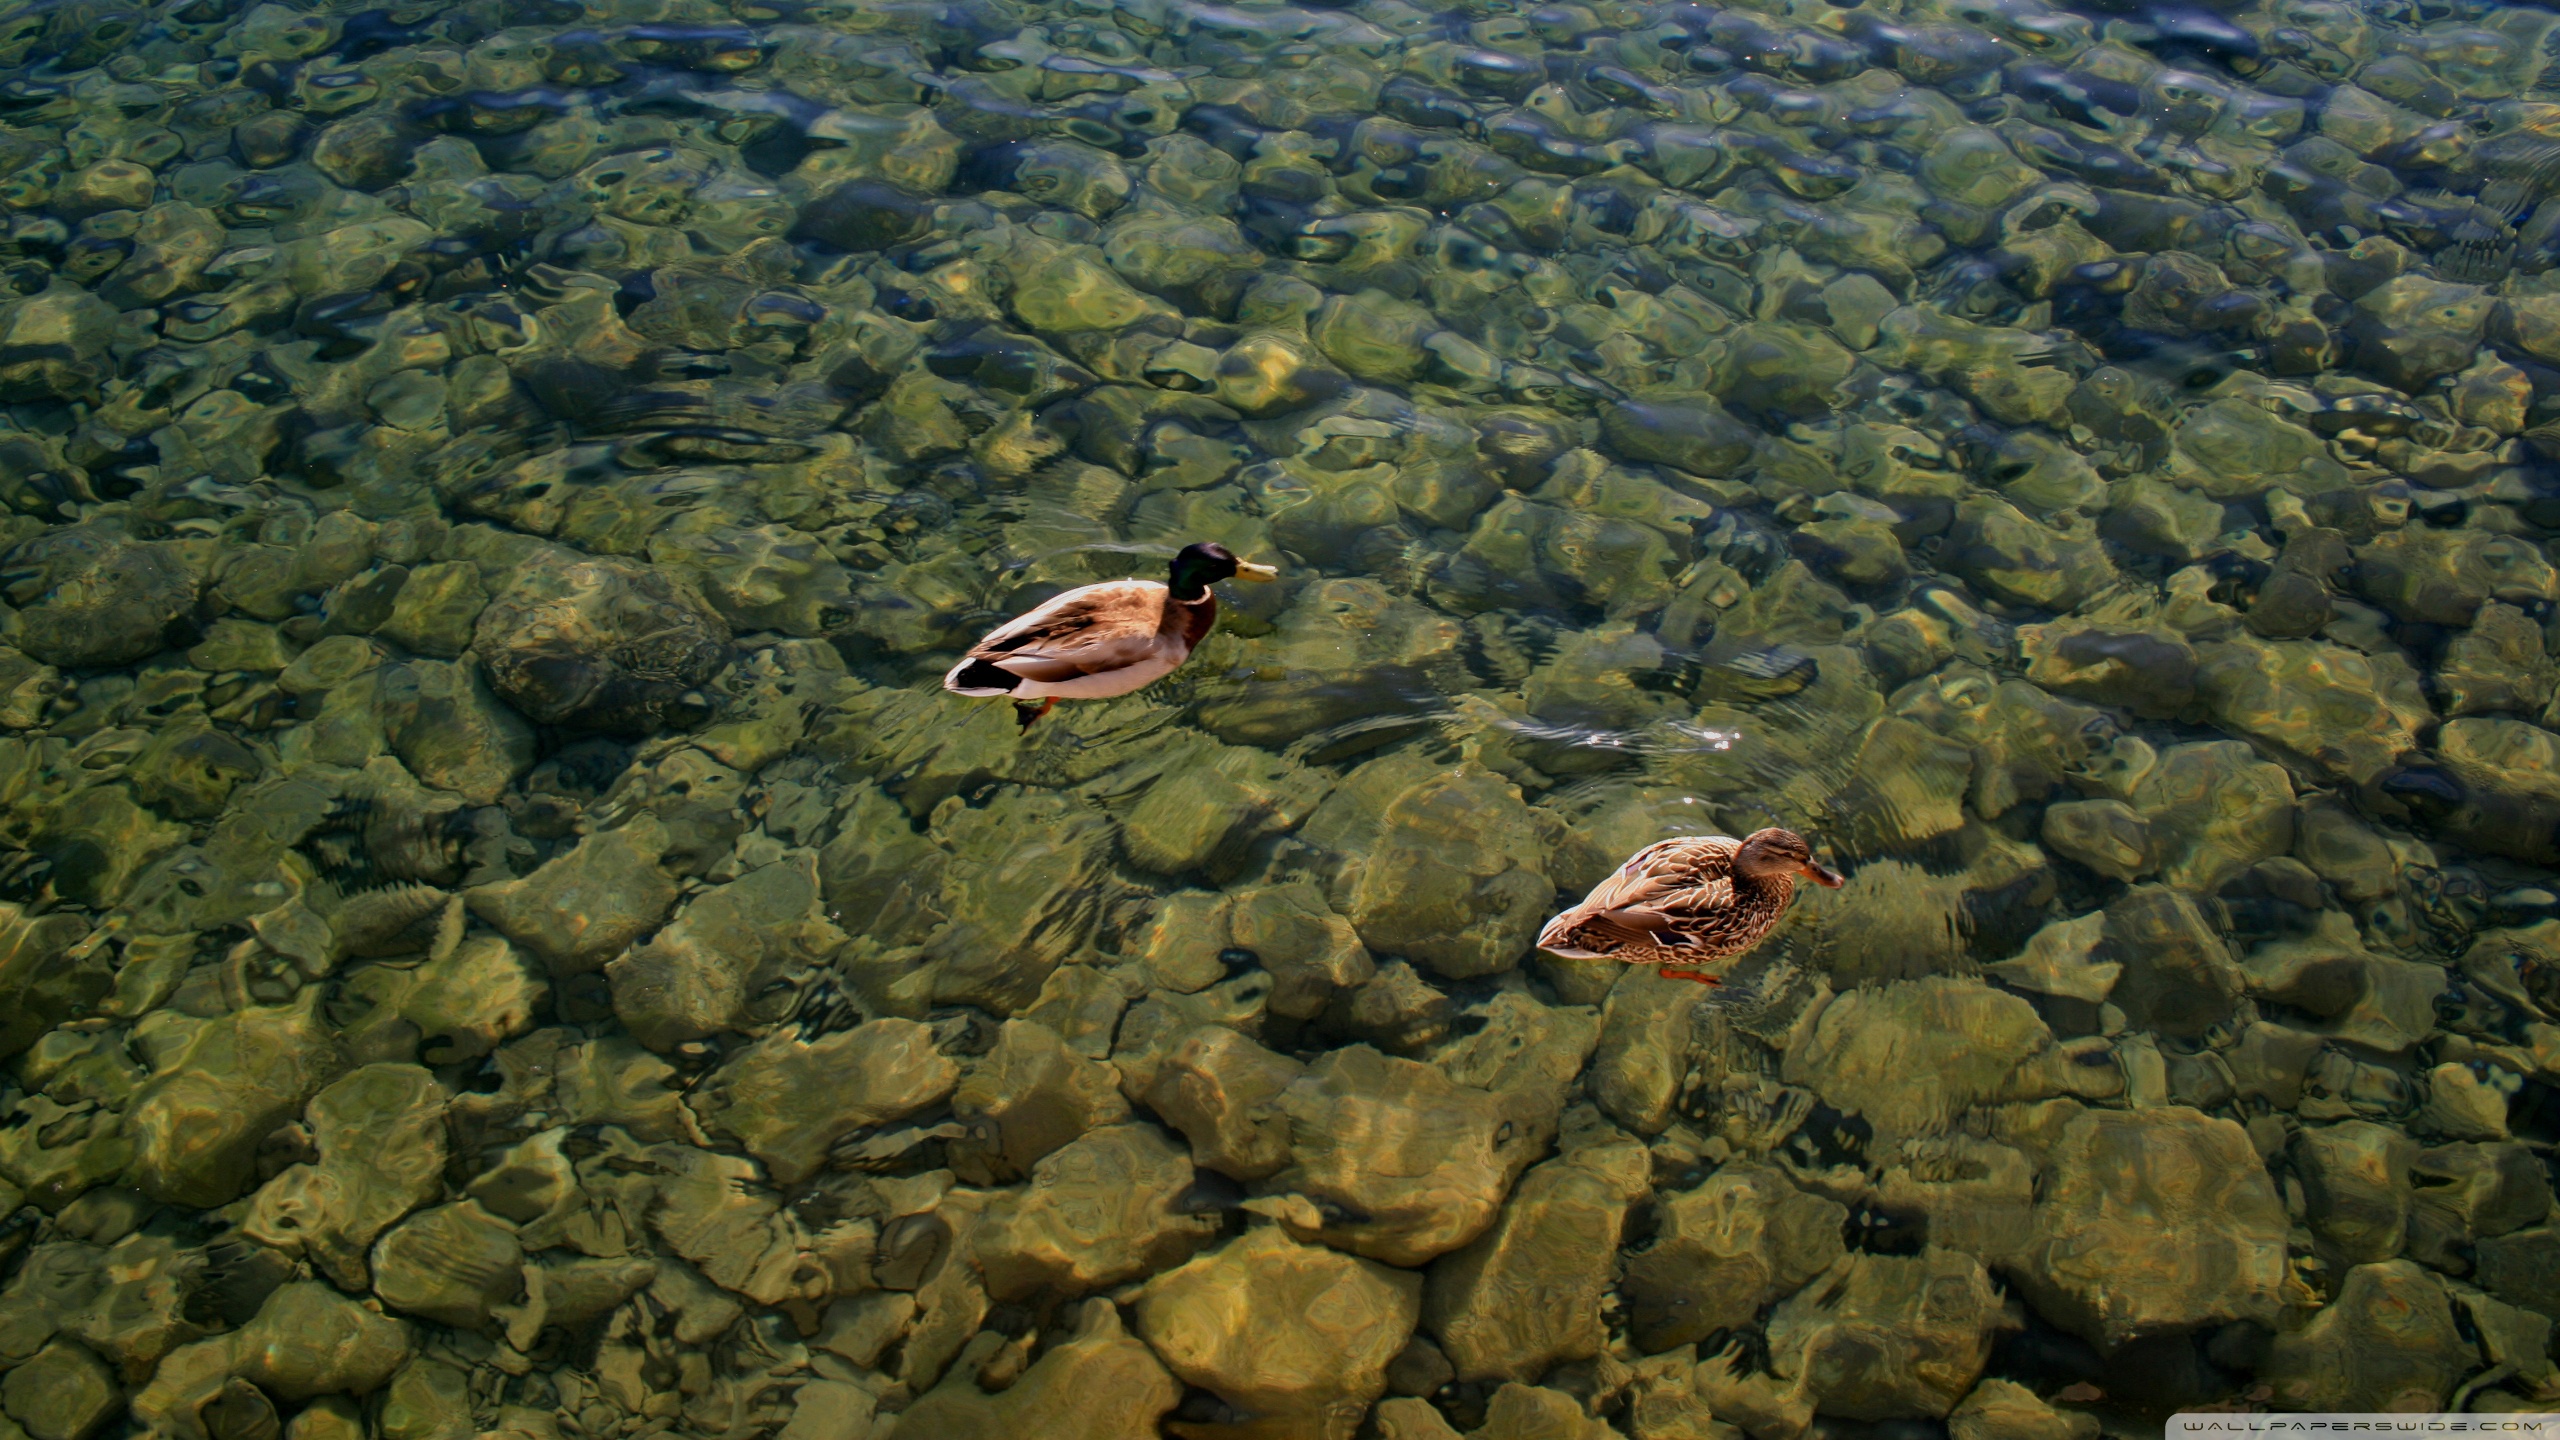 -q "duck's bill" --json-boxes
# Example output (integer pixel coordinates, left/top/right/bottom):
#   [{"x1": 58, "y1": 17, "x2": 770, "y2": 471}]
[
  {"x1": 1802, "y1": 861, "x2": 1845, "y2": 888},
  {"x1": 1234, "y1": 561, "x2": 1280, "y2": 581}
]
